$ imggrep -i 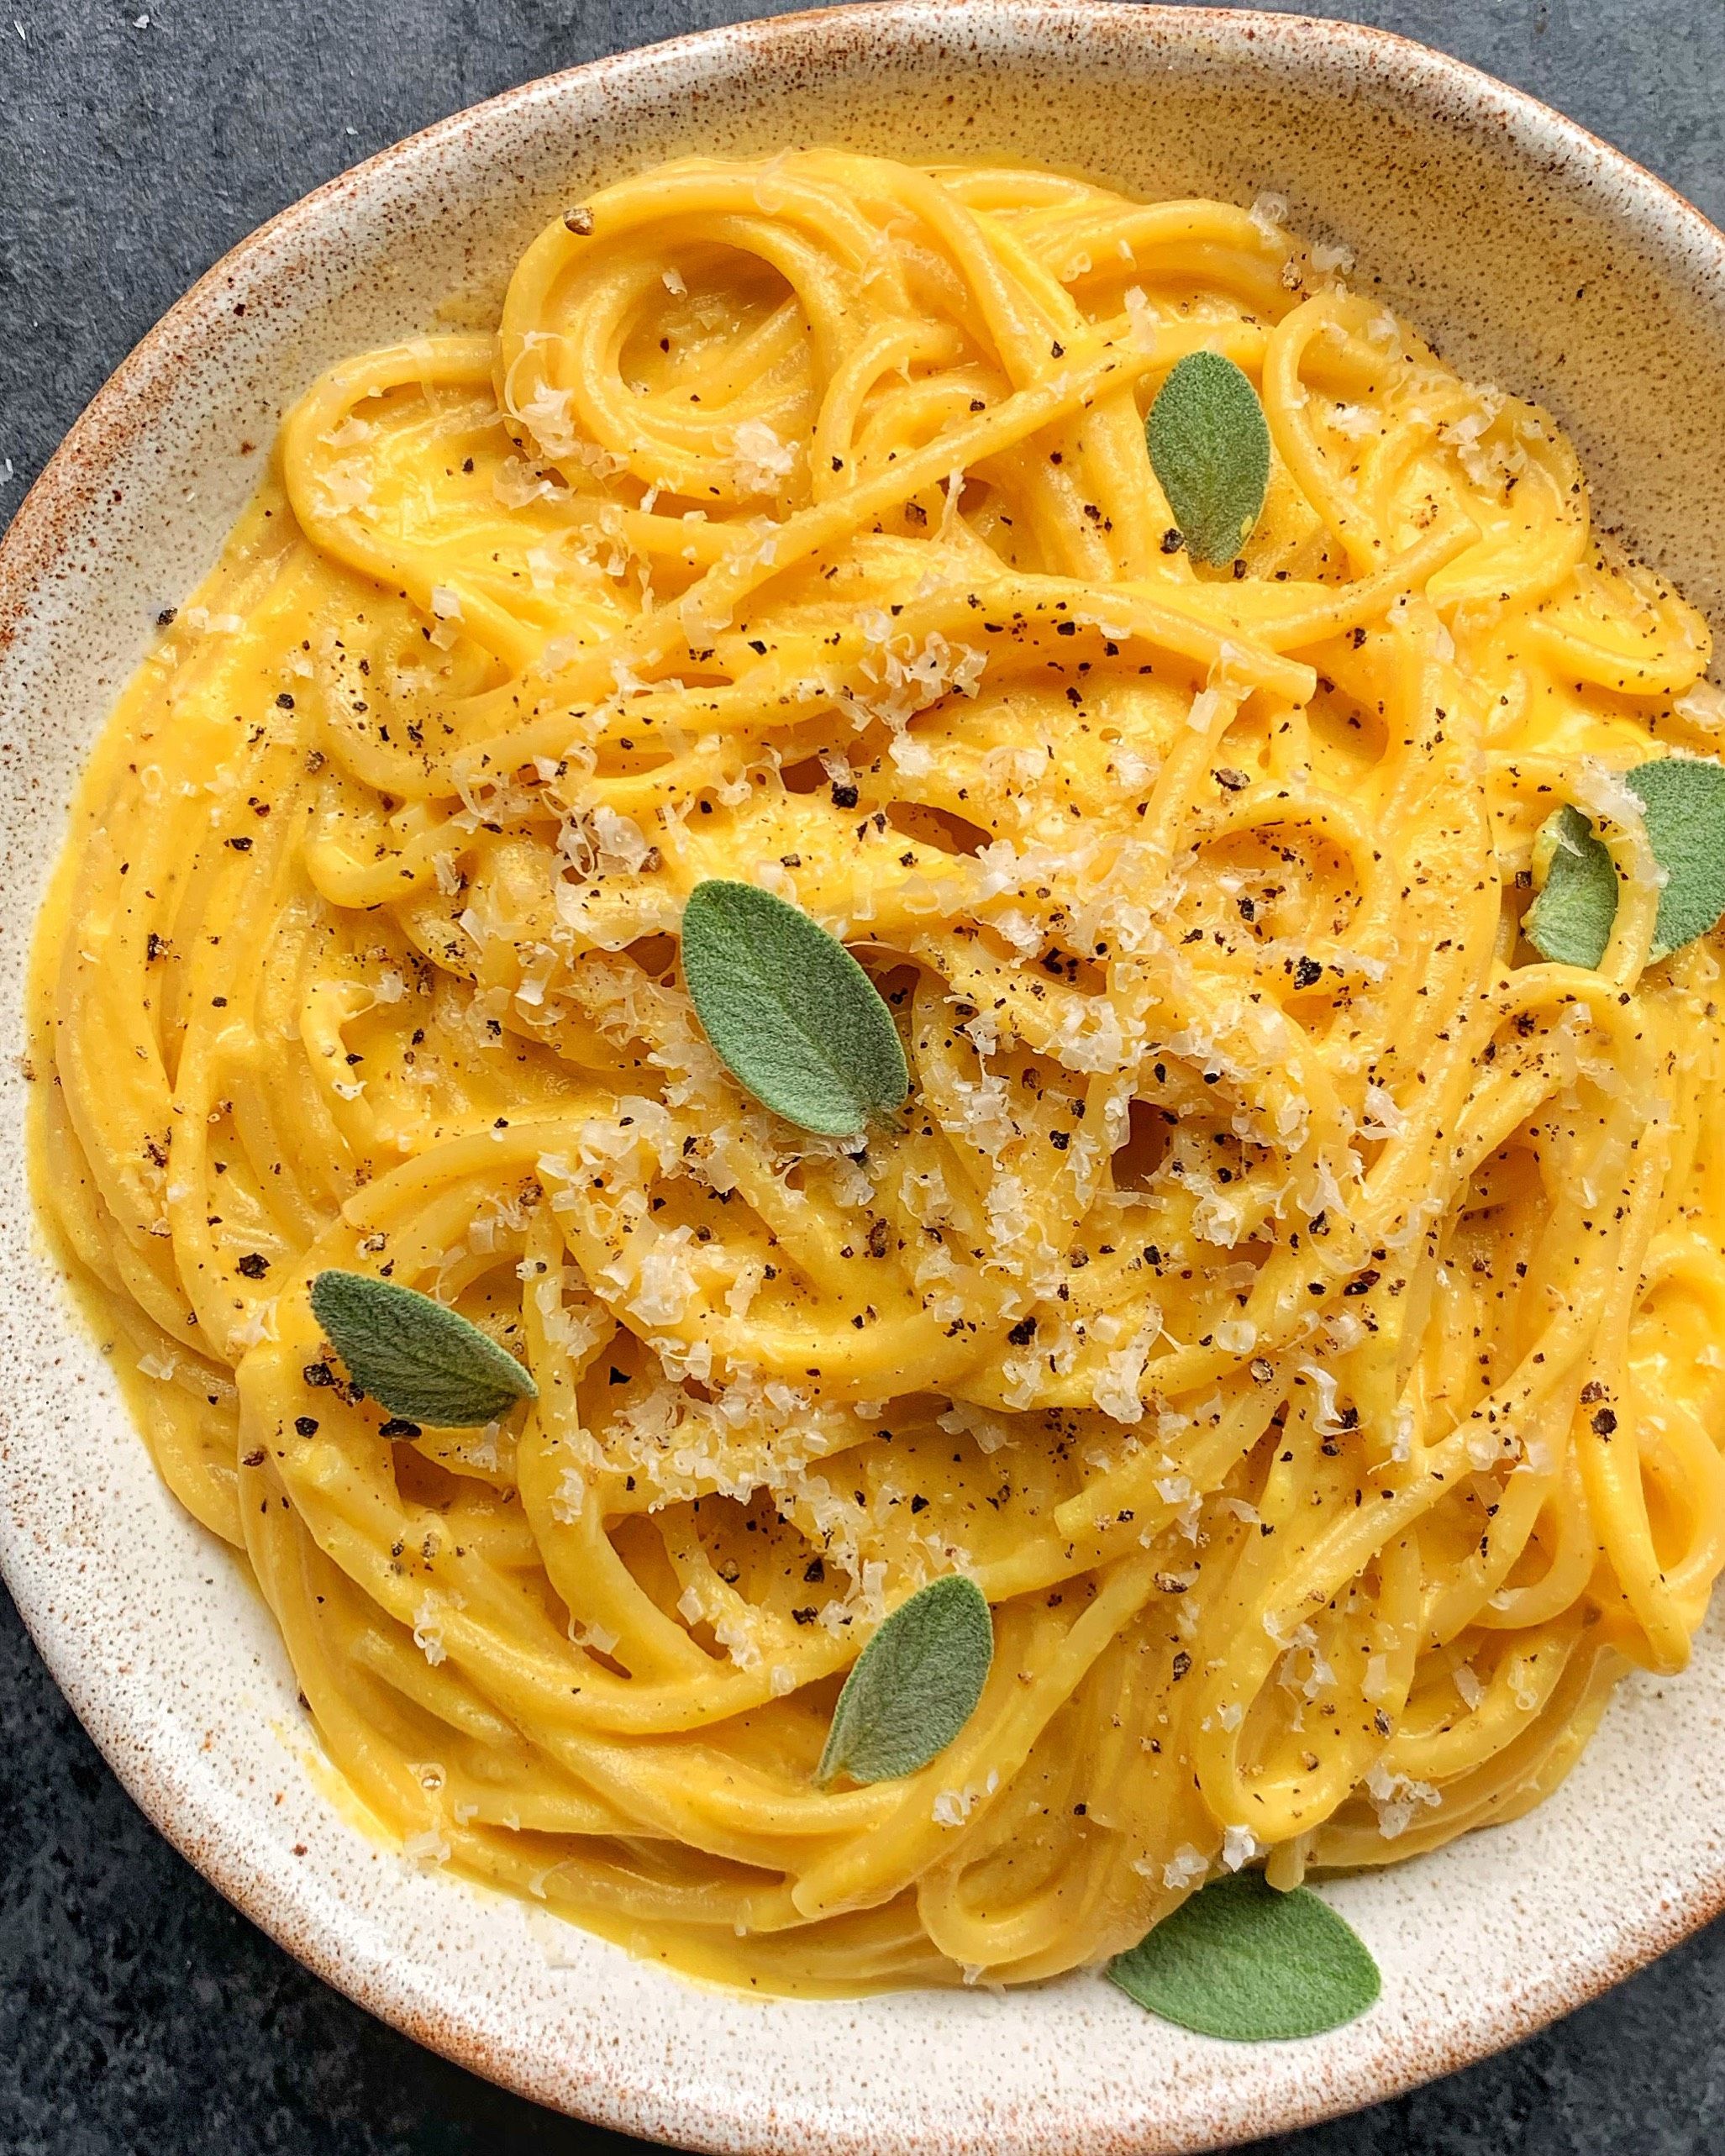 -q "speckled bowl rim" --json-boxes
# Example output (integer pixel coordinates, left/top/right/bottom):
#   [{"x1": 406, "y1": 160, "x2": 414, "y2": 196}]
[{"x1": 5, "y1": 6, "x2": 1725, "y2": 2149}]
